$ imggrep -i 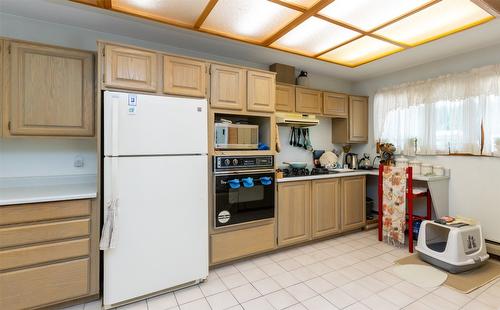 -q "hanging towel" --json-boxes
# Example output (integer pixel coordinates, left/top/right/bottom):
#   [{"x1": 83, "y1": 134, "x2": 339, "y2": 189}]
[
  {"x1": 382, "y1": 166, "x2": 407, "y2": 246},
  {"x1": 100, "y1": 199, "x2": 119, "y2": 250},
  {"x1": 276, "y1": 124, "x2": 281, "y2": 153}
]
